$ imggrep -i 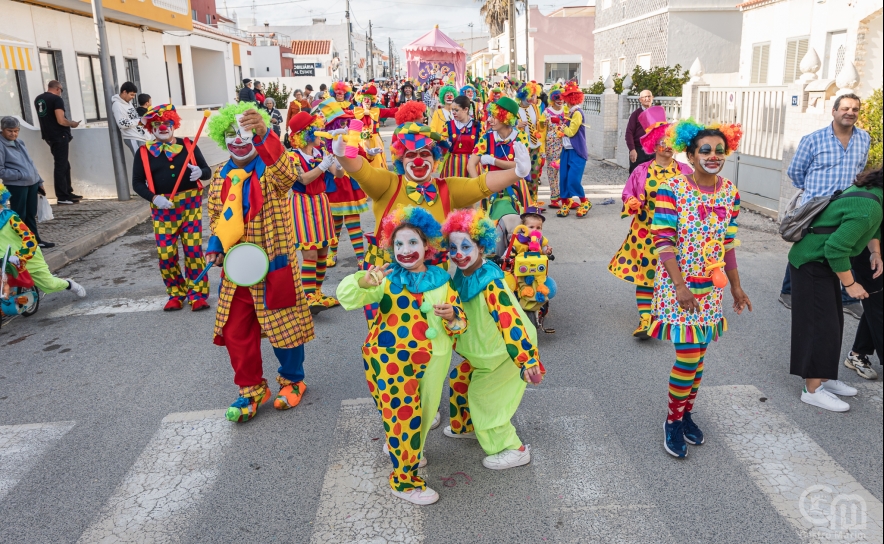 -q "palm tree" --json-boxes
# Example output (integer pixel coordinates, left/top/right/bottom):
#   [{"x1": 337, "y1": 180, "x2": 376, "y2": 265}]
[{"x1": 478, "y1": 0, "x2": 511, "y2": 36}]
